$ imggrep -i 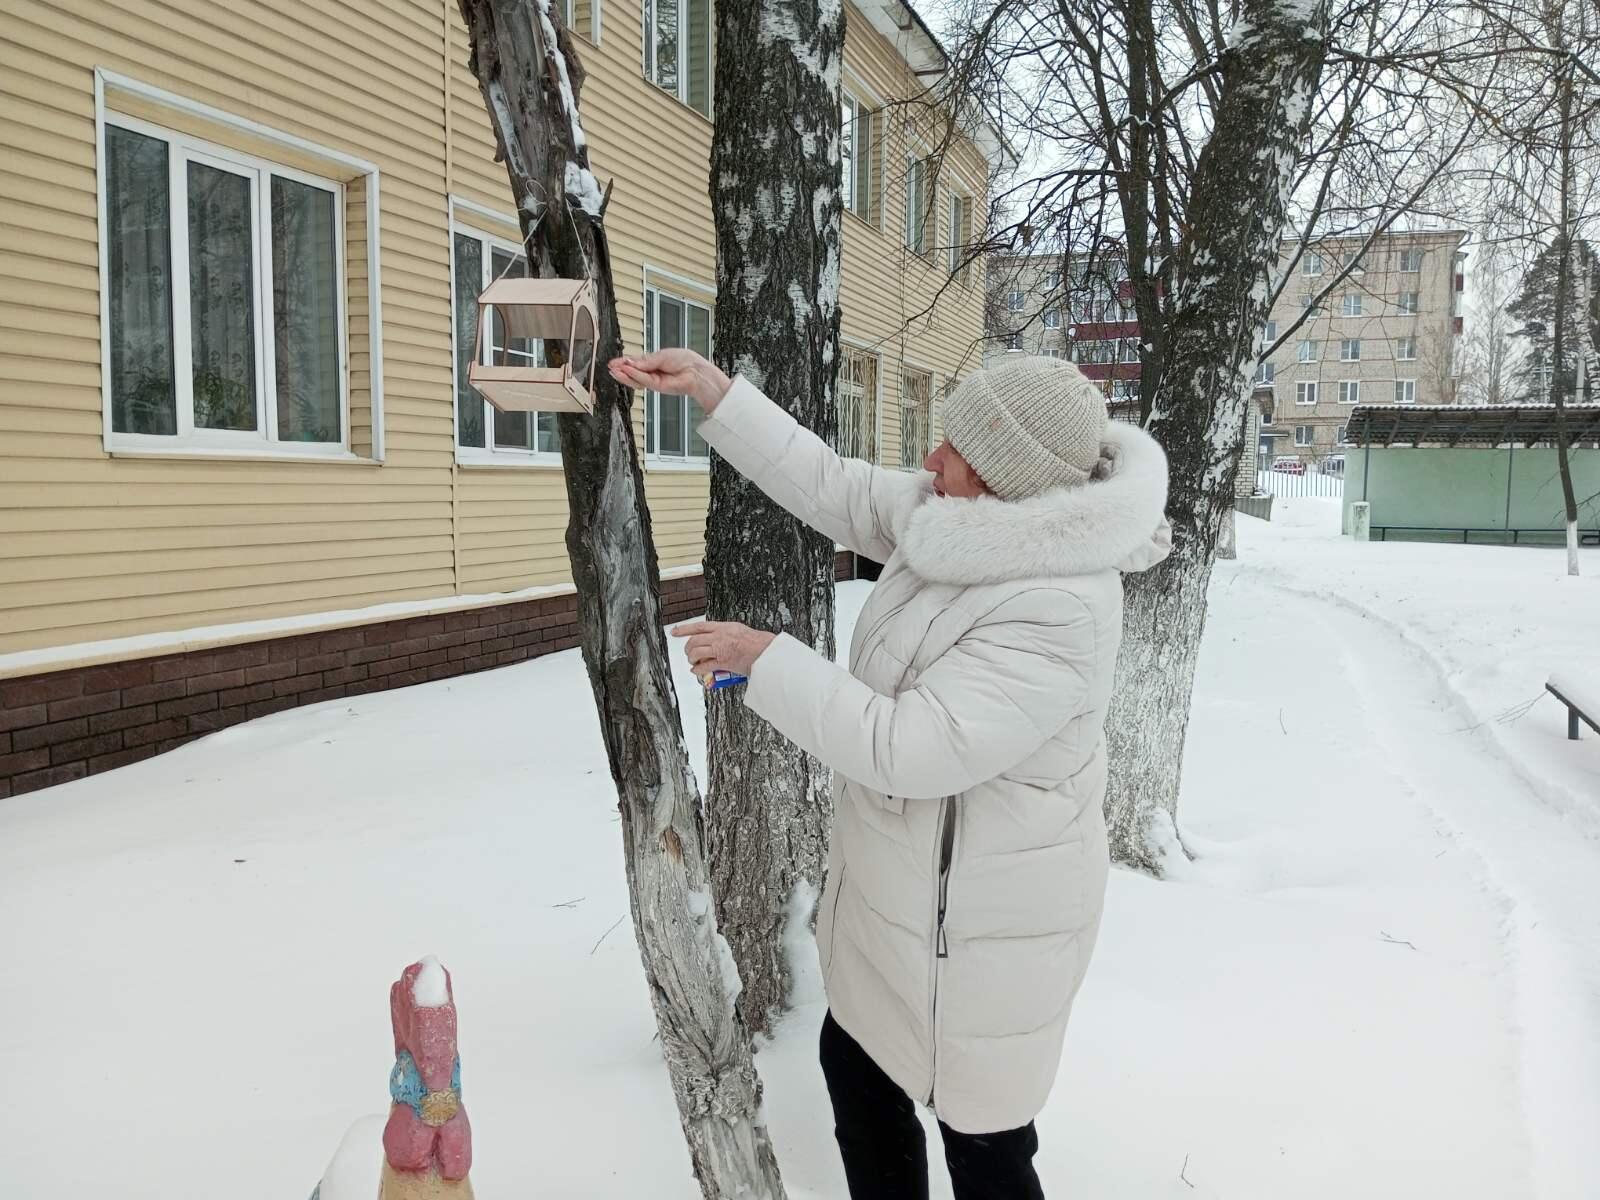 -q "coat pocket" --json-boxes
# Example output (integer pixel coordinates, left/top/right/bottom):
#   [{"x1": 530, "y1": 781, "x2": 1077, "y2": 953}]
[{"x1": 821, "y1": 860, "x2": 847, "y2": 980}]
